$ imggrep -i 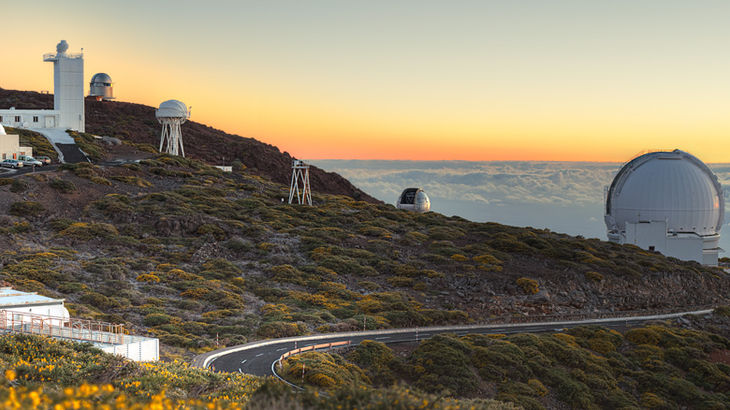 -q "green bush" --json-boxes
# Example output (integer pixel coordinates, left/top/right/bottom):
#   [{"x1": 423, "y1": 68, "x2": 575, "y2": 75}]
[
  {"x1": 49, "y1": 178, "x2": 76, "y2": 193},
  {"x1": 8, "y1": 201, "x2": 44, "y2": 217}
]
